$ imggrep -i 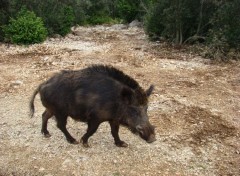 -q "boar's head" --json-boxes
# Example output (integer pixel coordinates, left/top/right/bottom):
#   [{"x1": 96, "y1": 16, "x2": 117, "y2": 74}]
[{"x1": 120, "y1": 85, "x2": 156, "y2": 143}]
